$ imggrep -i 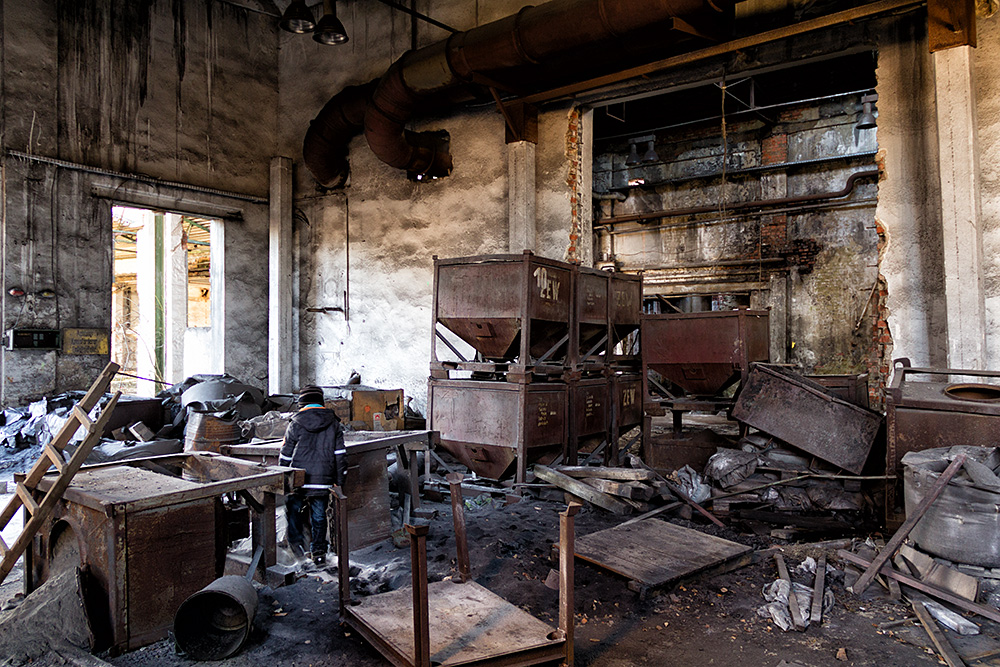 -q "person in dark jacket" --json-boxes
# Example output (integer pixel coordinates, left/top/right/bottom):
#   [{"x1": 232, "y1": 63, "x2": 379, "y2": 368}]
[{"x1": 279, "y1": 385, "x2": 346, "y2": 566}]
